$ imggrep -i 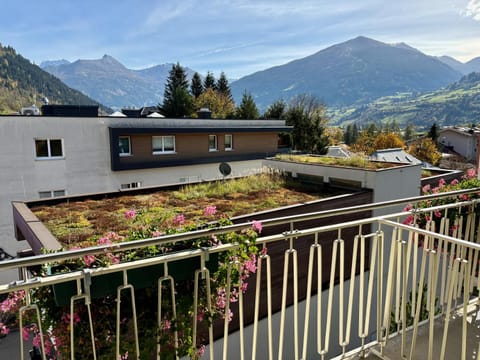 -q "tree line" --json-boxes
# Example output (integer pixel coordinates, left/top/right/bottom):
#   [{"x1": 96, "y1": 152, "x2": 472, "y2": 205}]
[{"x1": 160, "y1": 63, "x2": 444, "y2": 164}]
